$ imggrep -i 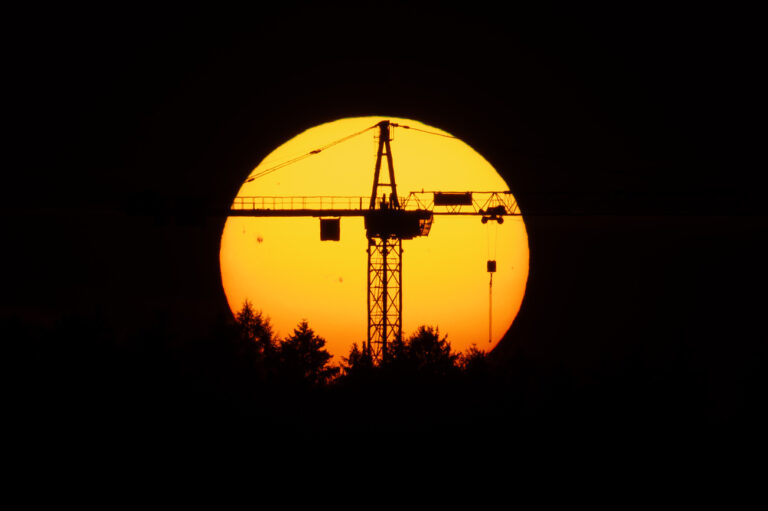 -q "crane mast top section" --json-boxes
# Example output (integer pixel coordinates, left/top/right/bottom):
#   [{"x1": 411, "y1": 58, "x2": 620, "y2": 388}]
[{"x1": 369, "y1": 120, "x2": 400, "y2": 212}]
